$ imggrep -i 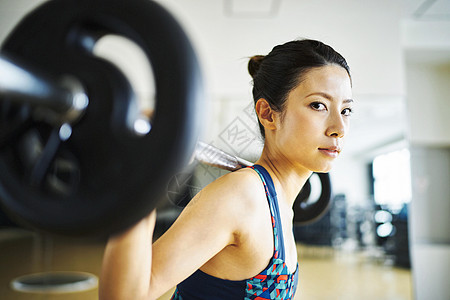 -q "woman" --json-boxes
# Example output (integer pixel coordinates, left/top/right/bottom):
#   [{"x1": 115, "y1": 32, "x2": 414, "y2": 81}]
[{"x1": 99, "y1": 39, "x2": 353, "y2": 300}]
